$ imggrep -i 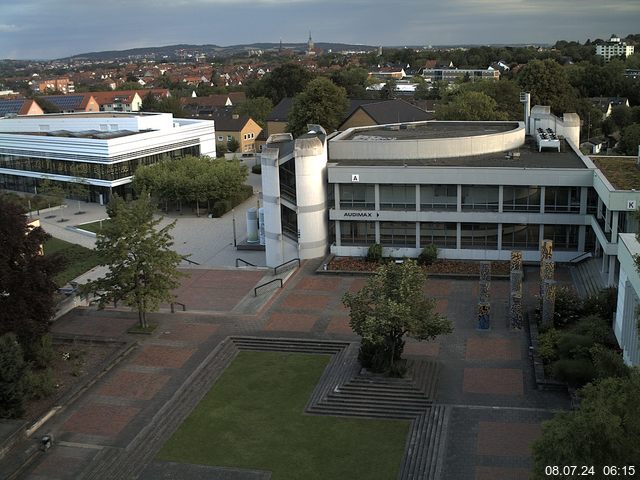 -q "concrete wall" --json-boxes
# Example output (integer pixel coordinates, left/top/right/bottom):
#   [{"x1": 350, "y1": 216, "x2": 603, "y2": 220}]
[
  {"x1": 0, "y1": 112, "x2": 174, "y2": 133},
  {"x1": 261, "y1": 147, "x2": 284, "y2": 267},
  {"x1": 615, "y1": 233, "x2": 640, "y2": 365}
]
